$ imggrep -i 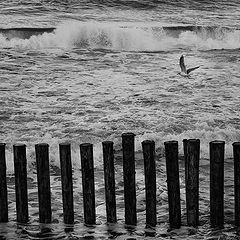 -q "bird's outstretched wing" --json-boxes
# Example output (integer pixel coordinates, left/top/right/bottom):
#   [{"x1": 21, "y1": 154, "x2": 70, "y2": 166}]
[
  {"x1": 187, "y1": 66, "x2": 200, "y2": 74},
  {"x1": 180, "y1": 55, "x2": 187, "y2": 74}
]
